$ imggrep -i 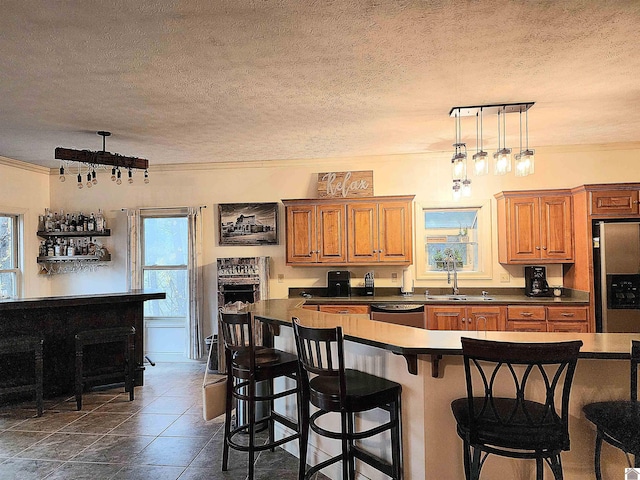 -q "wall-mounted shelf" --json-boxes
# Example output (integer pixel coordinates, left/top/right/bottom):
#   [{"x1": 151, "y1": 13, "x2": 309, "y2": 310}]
[
  {"x1": 36, "y1": 230, "x2": 111, "y2": 237},
  {"x1": 36, "y1": 228, "x2": 112, "y2": 275}
]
